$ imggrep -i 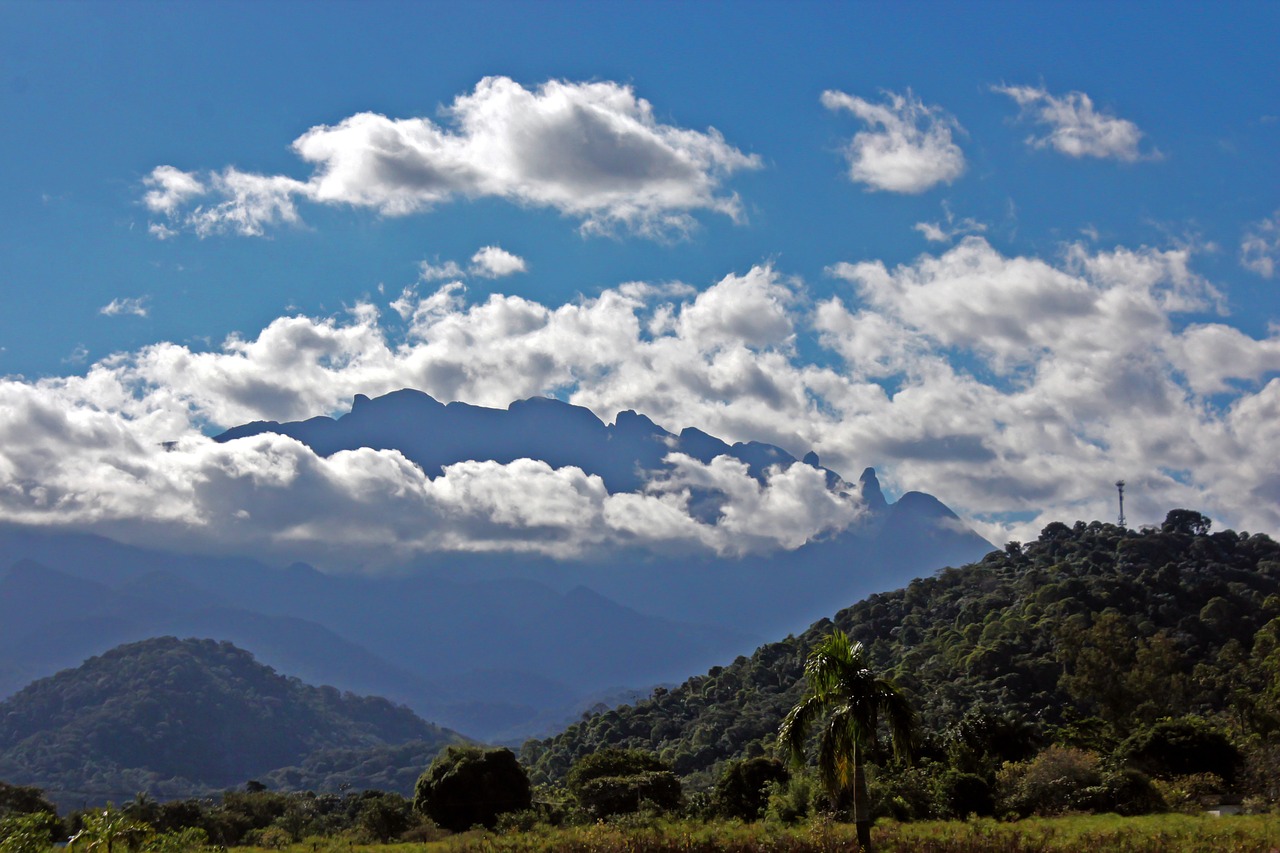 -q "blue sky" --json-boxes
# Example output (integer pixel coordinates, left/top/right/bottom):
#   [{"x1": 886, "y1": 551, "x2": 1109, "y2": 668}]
[{"x1": 1, "y1": 1, "x2": 1279, "y2": 559}]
